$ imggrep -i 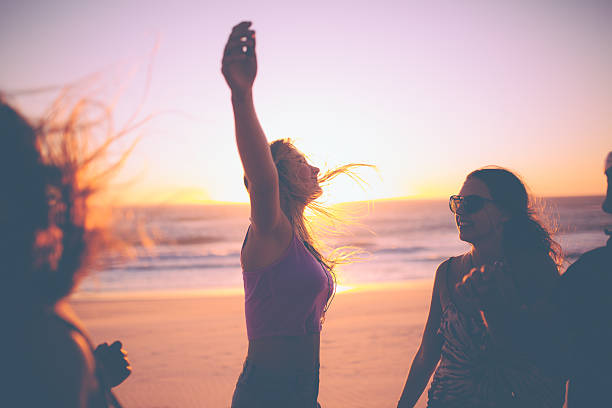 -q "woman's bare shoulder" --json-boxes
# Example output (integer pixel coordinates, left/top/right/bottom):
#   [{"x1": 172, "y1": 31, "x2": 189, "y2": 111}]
[
  {"x1": 27, "y1": 306, "x2": 99, "y2": 407},
  {"x1": 242, "y1": 215, "x2": 293, "y2": 271},
  {"x1": 433, "y1": 255, "x2": 463, "y2": 284}
]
